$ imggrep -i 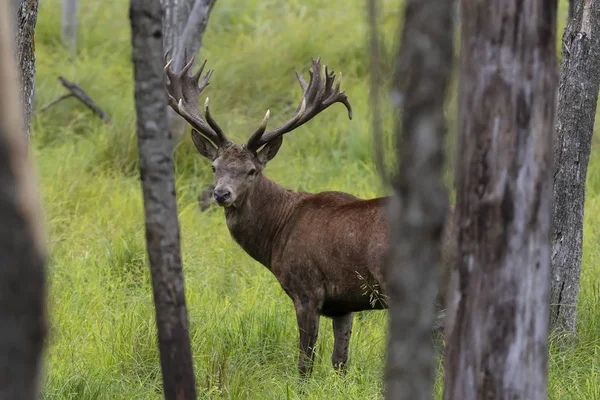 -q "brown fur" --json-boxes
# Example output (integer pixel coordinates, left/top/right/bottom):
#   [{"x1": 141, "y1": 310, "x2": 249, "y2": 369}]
[{"x1": 197, "y1": 142, "x2": 456, "y2": 375}]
